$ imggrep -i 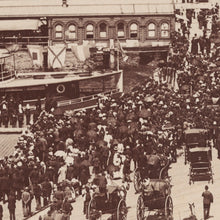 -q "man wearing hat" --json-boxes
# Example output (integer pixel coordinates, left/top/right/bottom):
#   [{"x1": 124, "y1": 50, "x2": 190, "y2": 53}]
[
  {"x1": 41, "y1": 177, "x2": 52, "y2": 206},
  {"x1": 122, "y1": 155, "x2": 131, "y2": 183},
  {"x1": 8, "y1": 191, "x2": 16, "y2": 220},
  {"x1": 24, "y1": 104, "x2": 31, "y2": 125},
  {"x1": 0, "y1": 172, "x2": 9, "y2": 204},
  {"x1": 21, "y1": 187, "x2": 32, "y2": 217}
]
